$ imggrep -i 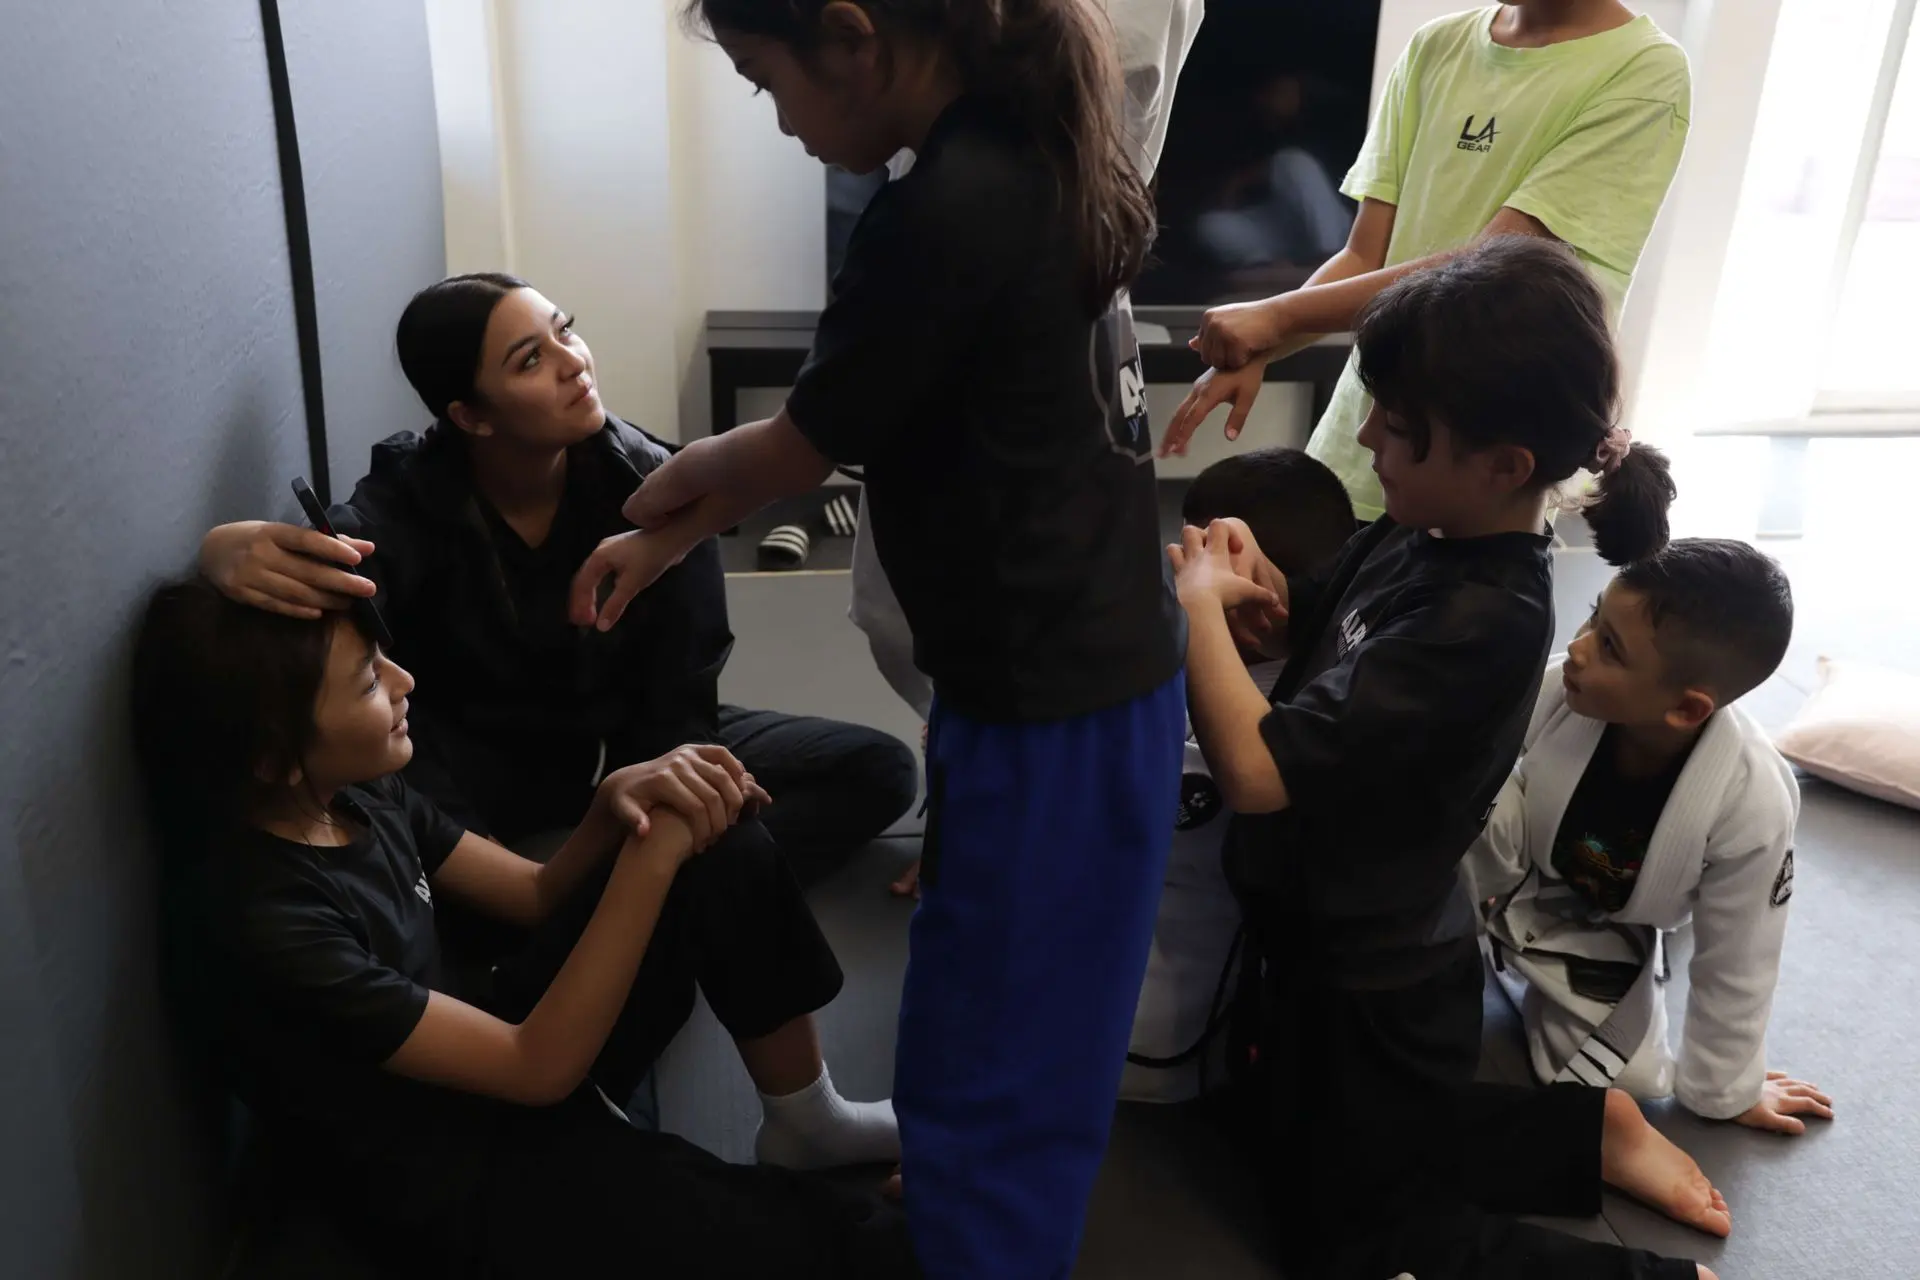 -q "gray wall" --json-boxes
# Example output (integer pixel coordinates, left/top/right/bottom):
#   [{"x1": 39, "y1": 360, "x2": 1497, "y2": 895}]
[
  {"x1": 284, "y1": 0, "x2": 447, "y2": 491},
  {"x1": 0, "y1": 3, "x2": 442, "y2": 1275}
]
